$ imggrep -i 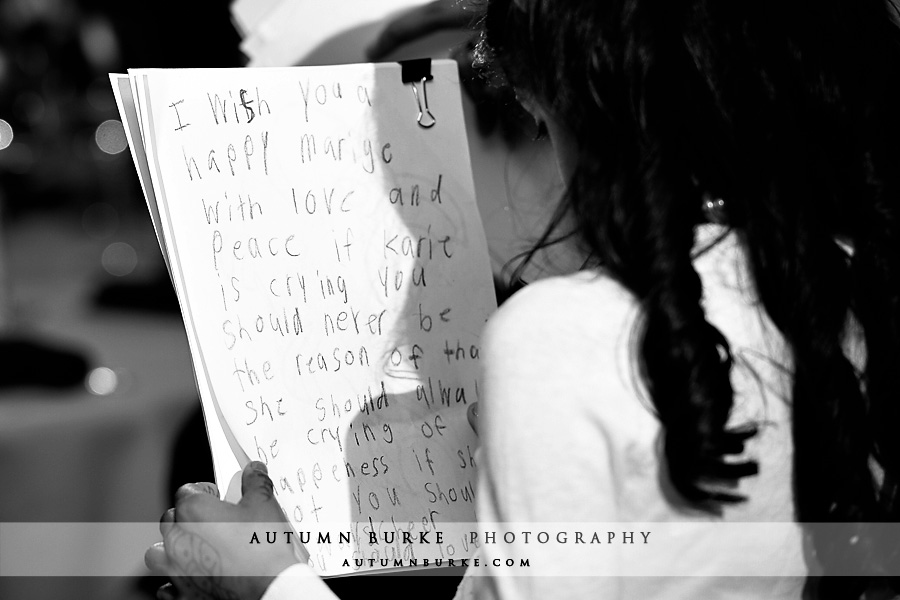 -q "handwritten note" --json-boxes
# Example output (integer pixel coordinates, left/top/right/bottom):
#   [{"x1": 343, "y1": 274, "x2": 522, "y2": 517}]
[{"x1": 114, "y1": 61, "x2": 495, "y2": 574}]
